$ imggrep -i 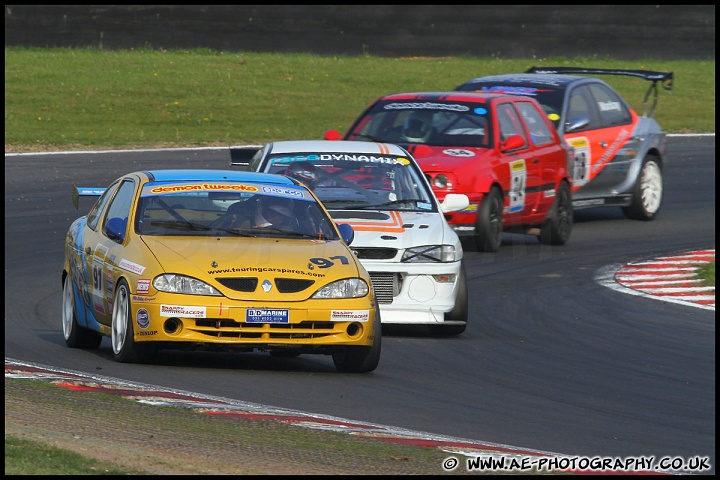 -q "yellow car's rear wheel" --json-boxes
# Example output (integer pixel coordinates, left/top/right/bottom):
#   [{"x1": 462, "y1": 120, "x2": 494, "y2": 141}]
[{"x1": 62, "y1": 274, "x2": 102, "y2": 349}]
